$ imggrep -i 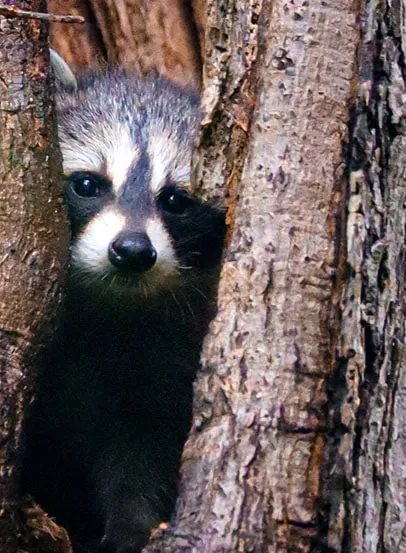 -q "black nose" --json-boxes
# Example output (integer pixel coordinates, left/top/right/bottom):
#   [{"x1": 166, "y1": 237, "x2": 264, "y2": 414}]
[{"x1": 108, "y1": 231, "x2": 157, "y2": 273}]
